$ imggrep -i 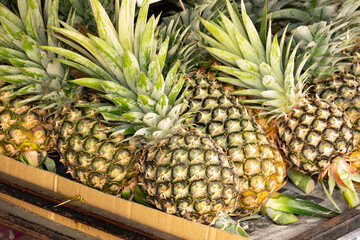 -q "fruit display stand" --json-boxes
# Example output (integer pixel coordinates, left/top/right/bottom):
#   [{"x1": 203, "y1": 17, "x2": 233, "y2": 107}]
[{"x1": 0, "y1": 155, "x2": 360, "y2": 240}]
